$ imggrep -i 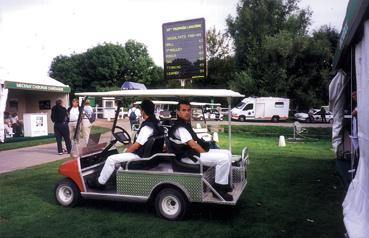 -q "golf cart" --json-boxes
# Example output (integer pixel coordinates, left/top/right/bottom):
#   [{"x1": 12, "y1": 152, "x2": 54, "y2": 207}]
[
  {"x1": 54, "y1": 89, "x2": 248, "y2": 220},
  {"x1": 191, "y1": 102, "x2": 224, "y2": 121}
]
